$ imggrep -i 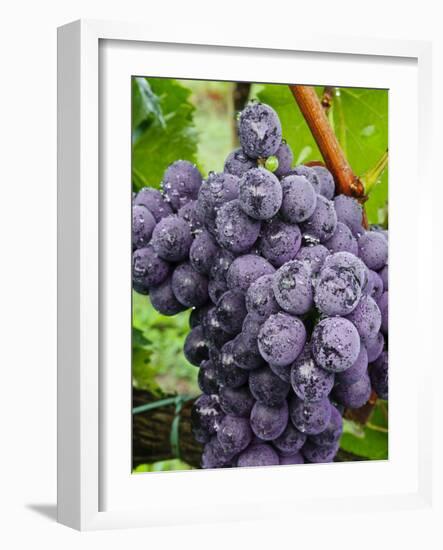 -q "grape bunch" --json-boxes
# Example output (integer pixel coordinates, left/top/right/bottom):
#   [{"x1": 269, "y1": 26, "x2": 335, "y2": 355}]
[{"x1": 132, "y1": 101, "x2": 389, "y2": 468}]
